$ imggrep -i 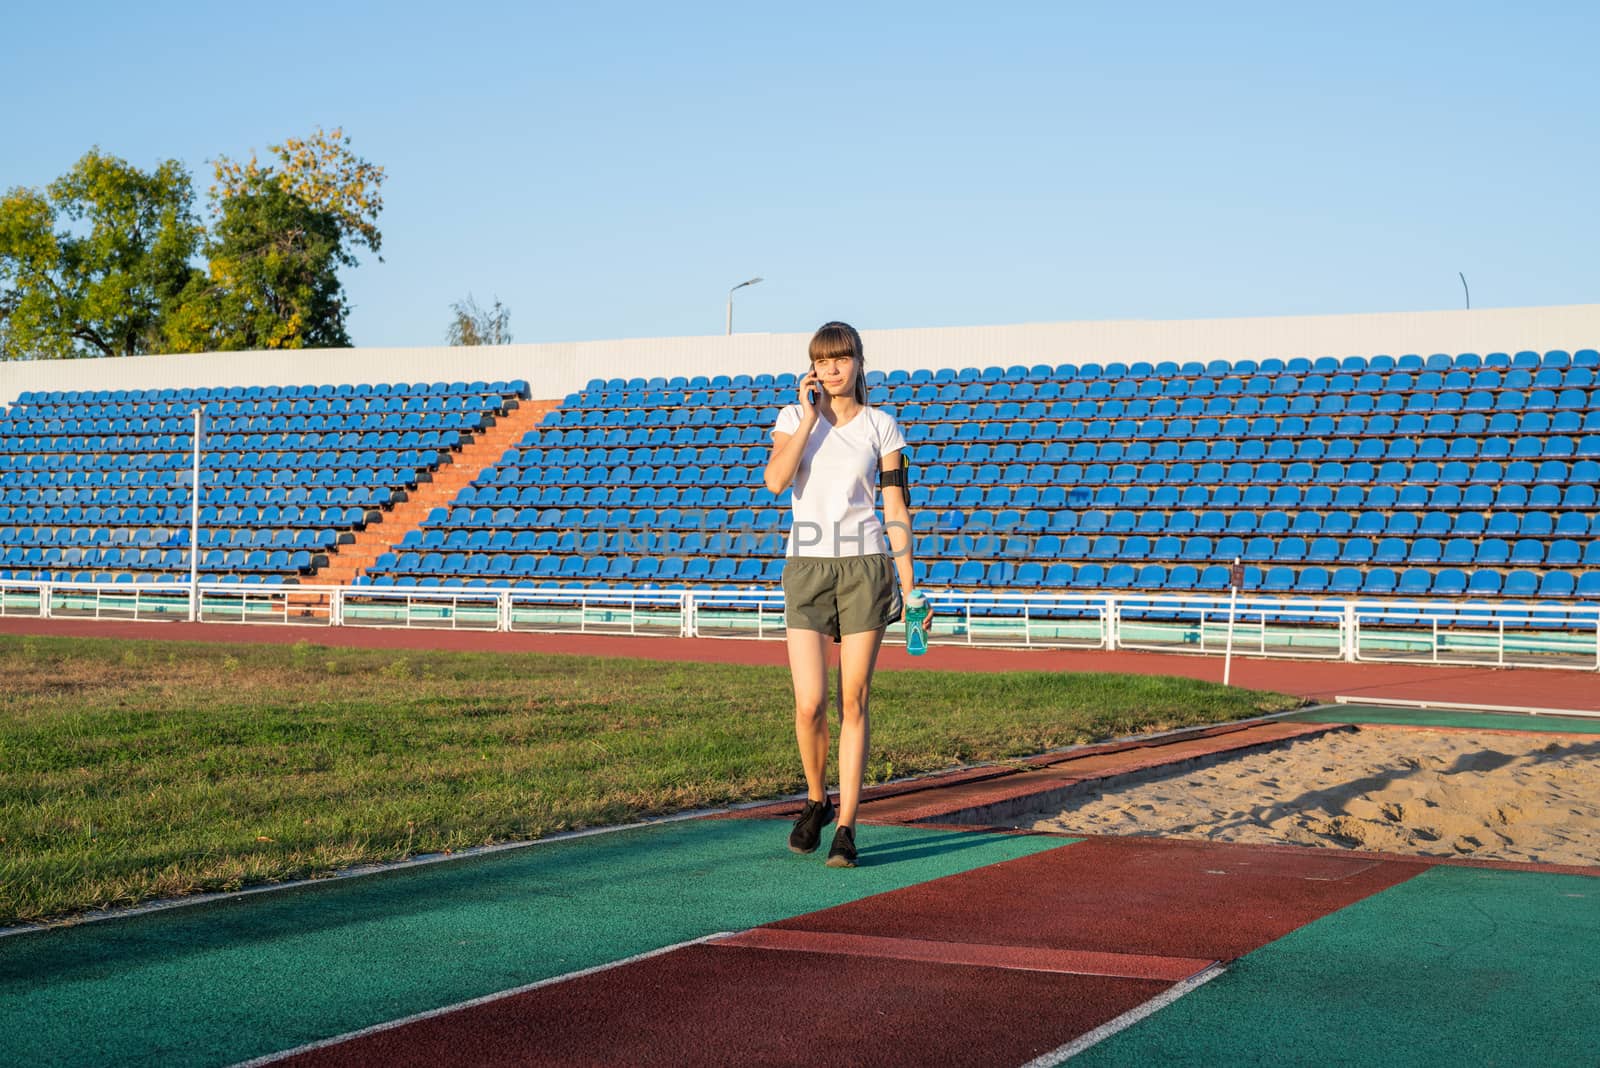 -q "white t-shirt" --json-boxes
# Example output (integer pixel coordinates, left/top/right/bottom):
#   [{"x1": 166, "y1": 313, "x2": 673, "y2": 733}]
[{"x1": 772, "y1": 403, "x2": 907, "y2": 557}]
